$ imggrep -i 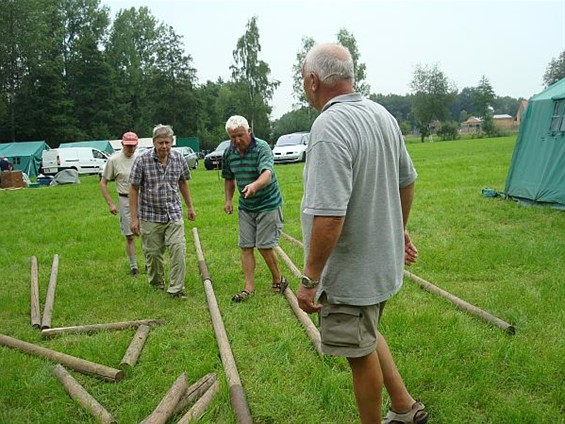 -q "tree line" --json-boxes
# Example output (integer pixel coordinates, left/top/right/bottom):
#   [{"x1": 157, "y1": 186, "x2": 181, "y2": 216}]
[{"x1": 1, "y1": 0, "x2": 564, "y2": 149}]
